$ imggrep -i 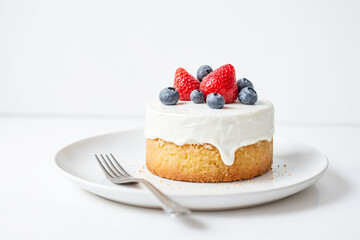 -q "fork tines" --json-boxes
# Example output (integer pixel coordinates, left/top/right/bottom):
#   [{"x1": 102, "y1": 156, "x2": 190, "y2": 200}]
[{"x1": 95, "y1": 153, "x2": 131, "y2": 180}]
